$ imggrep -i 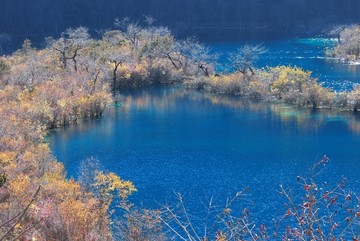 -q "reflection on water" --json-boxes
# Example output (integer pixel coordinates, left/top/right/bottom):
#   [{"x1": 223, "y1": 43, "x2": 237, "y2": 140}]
[
  {"x1": 48, "y1": 86, "x2": 360, "y2": 228},
  {"x1": 113, "y1": 86, "x2": 360, "y2": 135}
]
